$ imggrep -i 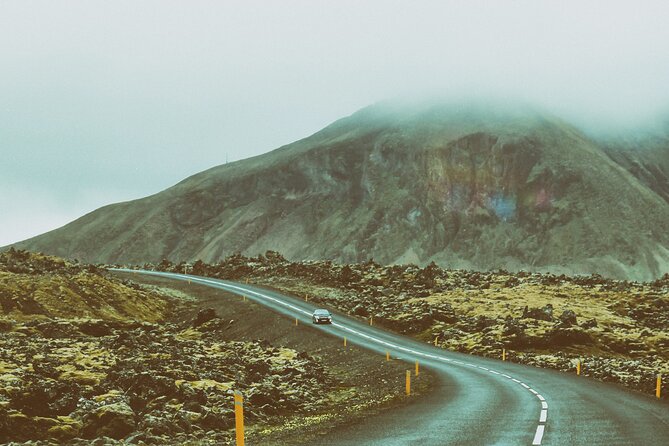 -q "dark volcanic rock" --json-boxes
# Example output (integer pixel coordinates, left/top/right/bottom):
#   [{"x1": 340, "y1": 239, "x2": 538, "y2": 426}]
[
  {"x1": 82, "y1": 401, "x2": 136, "y2": 439},
  {"x1": 193, "y1": 308, "x2": 218, "y2": 327},
  {"x1": 502, "y1": 317, "x2": 528, "y2": 348},
  {"x1": 558, "y1": 309, "x2": 578, "y2": 327},
  {"x1": 548, "y1": 327, "x2": 592, "y2": 346},
  {"x1": 581, "y1": 318, "x2": 598, "y2": 329},
  {"x1": 522, "y1": 304, "x2": 554, "y2": 321}
]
